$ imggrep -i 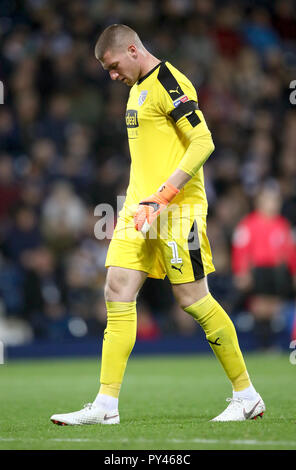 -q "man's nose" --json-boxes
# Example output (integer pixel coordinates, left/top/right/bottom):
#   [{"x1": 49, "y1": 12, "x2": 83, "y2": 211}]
[{"x1": 110, "y1": 71, "x2": 119, "y2": 80}]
